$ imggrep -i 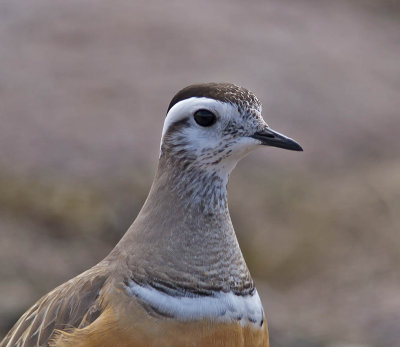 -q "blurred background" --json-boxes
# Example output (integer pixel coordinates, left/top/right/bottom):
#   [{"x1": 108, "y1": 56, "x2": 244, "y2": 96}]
[{"x1": 0, "y1": 0, "x2": 399, "y2": 346}]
